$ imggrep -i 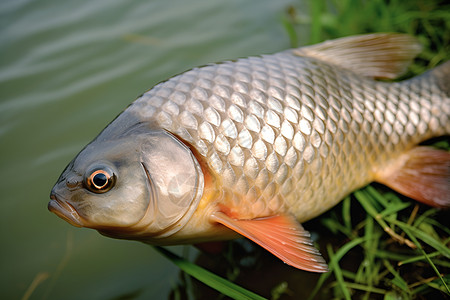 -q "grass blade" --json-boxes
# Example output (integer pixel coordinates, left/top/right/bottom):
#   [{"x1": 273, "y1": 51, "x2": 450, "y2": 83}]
[
  {"x1": 391, "y1": 220, "x2": 450, "y2": 258},
  {"x1": 396, "y1": 228, "x2": 450, "y2": 294},
  {"x1": 154, "y1": 246, "x2": 267, "y2": 300},
  {"x1": 327, "y1": 244, "x2": 352, "y2": 300},
  {"x1": 307, "y1": 237, "x2": 366, "y2": 300}
]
